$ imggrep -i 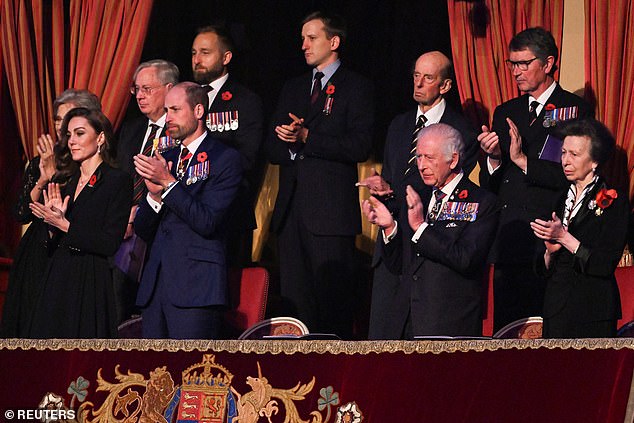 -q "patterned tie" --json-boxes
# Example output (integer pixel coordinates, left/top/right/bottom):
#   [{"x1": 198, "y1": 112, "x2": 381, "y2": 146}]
[
  {"x1": 132, "y1": 123, "x2": 160, "y2": 204},
  {"x1": 404, "y1": 115, "x2": 427, "y2": 176},
  {"x1": 528, "y1": 100, "x2": 540, "y2": 126},
  {"x1": 427, "y1": 189, "x2": 446, "y2": 222},
  {"x1": 310, "y1": 71, "x2": 324, "y2": 105},
  {"x1": 177, "y1": 146, "x2": 192, "y2": 179}
]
